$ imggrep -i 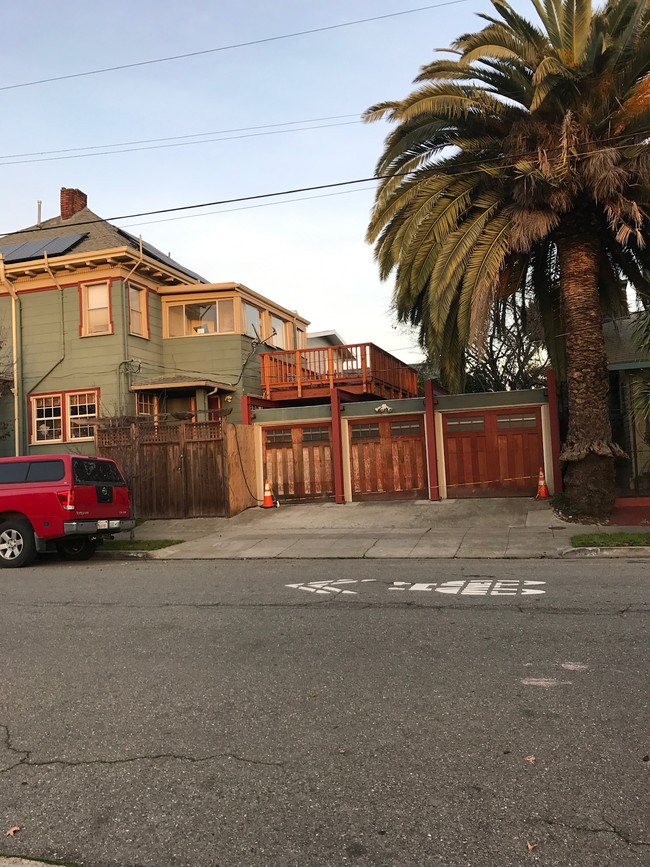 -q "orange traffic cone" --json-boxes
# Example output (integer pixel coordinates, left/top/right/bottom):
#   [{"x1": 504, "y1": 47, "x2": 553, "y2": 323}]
[
  {"x1": 535, "y1": 466, "x2": 550, "y2": 500},
  {"x1": 262, "y1": 480, "x2": 275, "y2": 508}
]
